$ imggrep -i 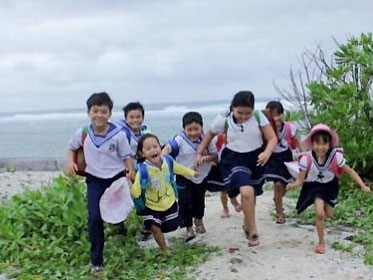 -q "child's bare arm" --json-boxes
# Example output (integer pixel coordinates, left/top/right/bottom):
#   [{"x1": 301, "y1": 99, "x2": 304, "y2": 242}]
[
  {"x1": 342, "y1": 164, "x2": 371, "y2": 193},
  {"x1": 124, "y1": 157, "x2": 136, "y2": 182},
  {"x1": 161, "y1": 144, "x2": 172, "y2": 156},
  {"x1": 257, "y1": 125, "x2": 276, "y2": 166},
  {"x1": 195, "y1": 130, "x2": 216, "y2": 168},
  {"x1": 286, "y1": 170, "x2": 307, "y2": 191},
  {"x1": 66, "y1": 149, "x2": 78, "y2": 177}
]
